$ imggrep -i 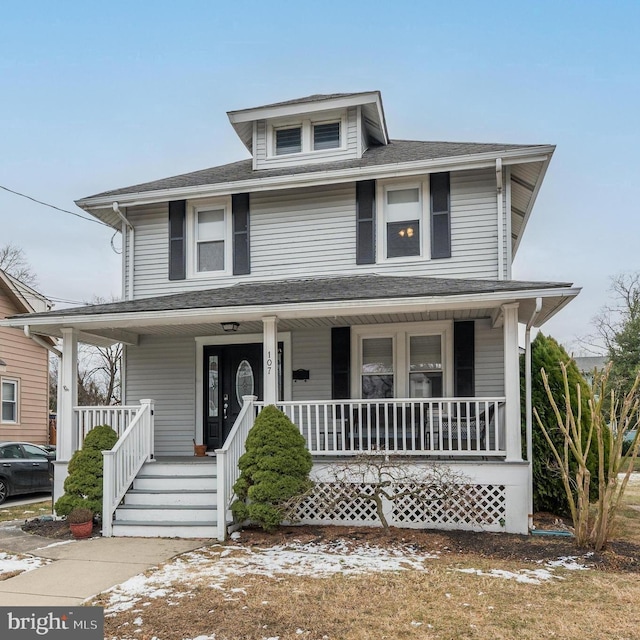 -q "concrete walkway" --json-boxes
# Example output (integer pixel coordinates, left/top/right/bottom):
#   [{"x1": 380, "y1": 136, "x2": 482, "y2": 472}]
[{"x1": 0, "y1": 522, "x2": 208, "y2": 605}]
